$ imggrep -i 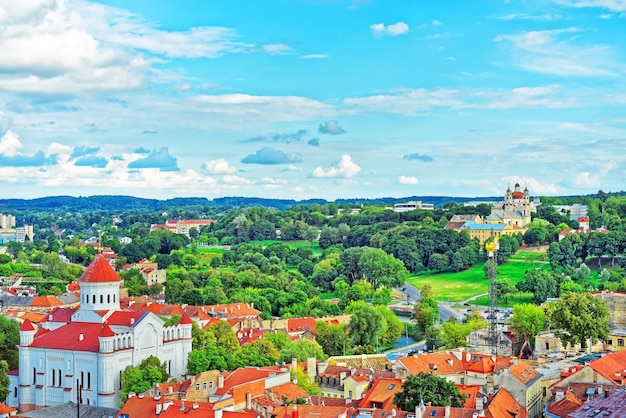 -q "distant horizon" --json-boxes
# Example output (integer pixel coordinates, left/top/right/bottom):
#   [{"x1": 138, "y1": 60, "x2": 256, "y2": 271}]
[{"x1": 1, "y1": 1, "x2": 624, "y2": 199}]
